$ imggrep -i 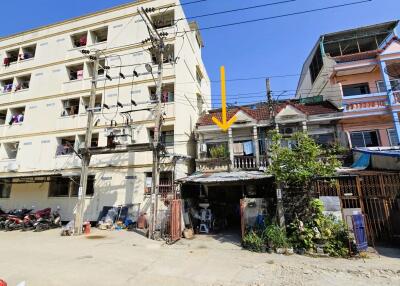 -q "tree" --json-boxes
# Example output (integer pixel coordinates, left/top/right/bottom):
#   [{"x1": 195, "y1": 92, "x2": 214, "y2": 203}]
[
  {"x1": 268, "y1": 132, "x2": 341, "y2": 188},
  {"x1": 267, "y1": 132, "x2": 341, "y2": 222}
]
